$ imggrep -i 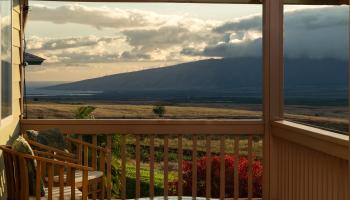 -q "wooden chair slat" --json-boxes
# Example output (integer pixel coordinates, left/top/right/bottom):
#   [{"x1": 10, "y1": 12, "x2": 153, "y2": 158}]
[{"x1": 19, "y1": 156, "x2": 29, "y2": 200}]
